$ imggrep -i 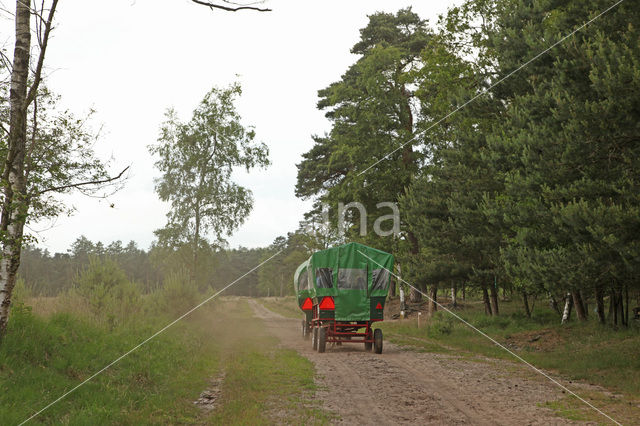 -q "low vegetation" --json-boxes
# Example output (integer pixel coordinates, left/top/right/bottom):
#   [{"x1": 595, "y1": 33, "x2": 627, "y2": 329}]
[{"x1": 1, "y1": 258, "x2": 328, "y2": 424}]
